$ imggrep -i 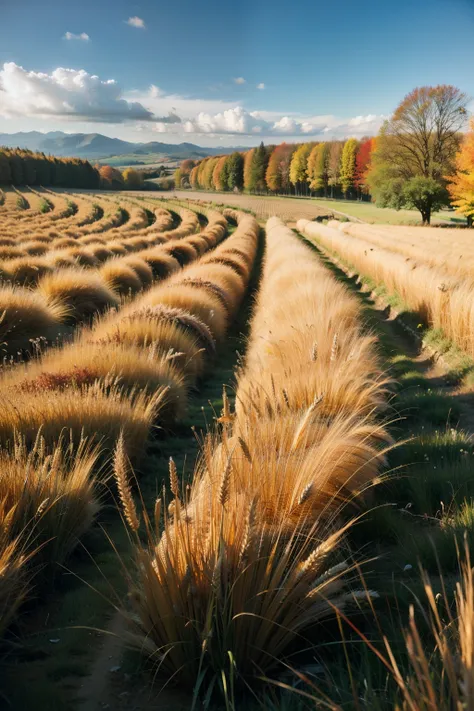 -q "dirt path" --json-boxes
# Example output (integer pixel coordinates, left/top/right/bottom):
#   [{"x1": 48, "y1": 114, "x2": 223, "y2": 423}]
[{"x1": 77, "y1": 610, "x2": 191, "y2": 711}]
